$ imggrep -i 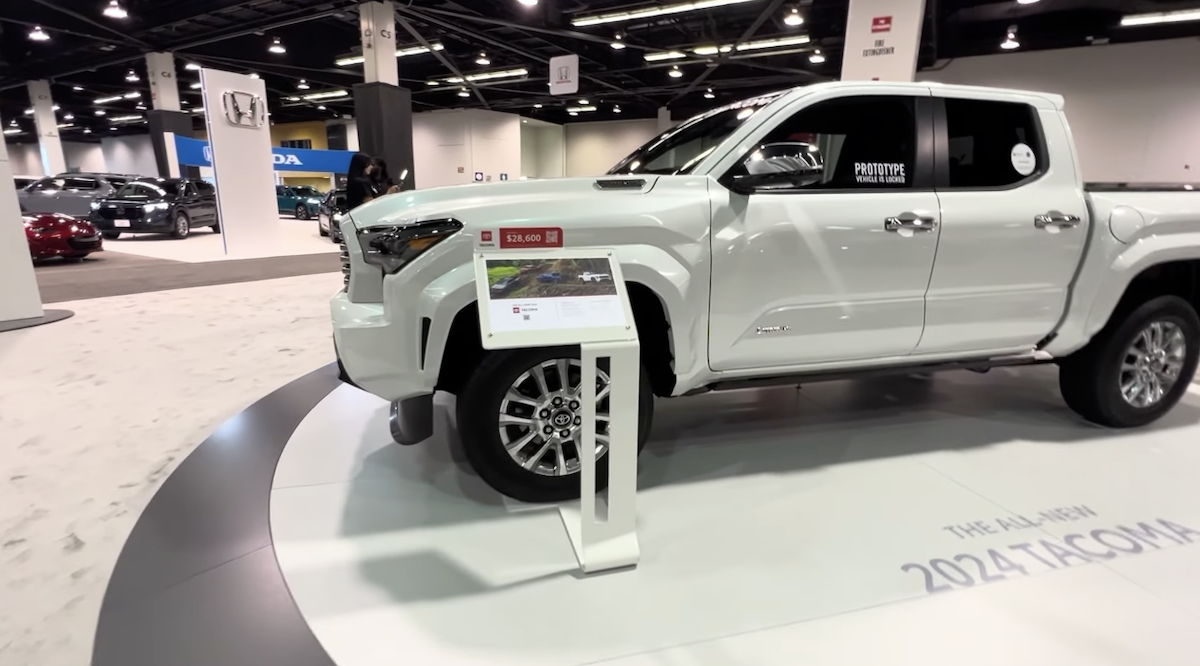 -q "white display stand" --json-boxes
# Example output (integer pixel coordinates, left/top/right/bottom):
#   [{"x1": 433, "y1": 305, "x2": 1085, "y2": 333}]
[{"x1": 474, "y1": 248, "x2": 641, "y2": 573}]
